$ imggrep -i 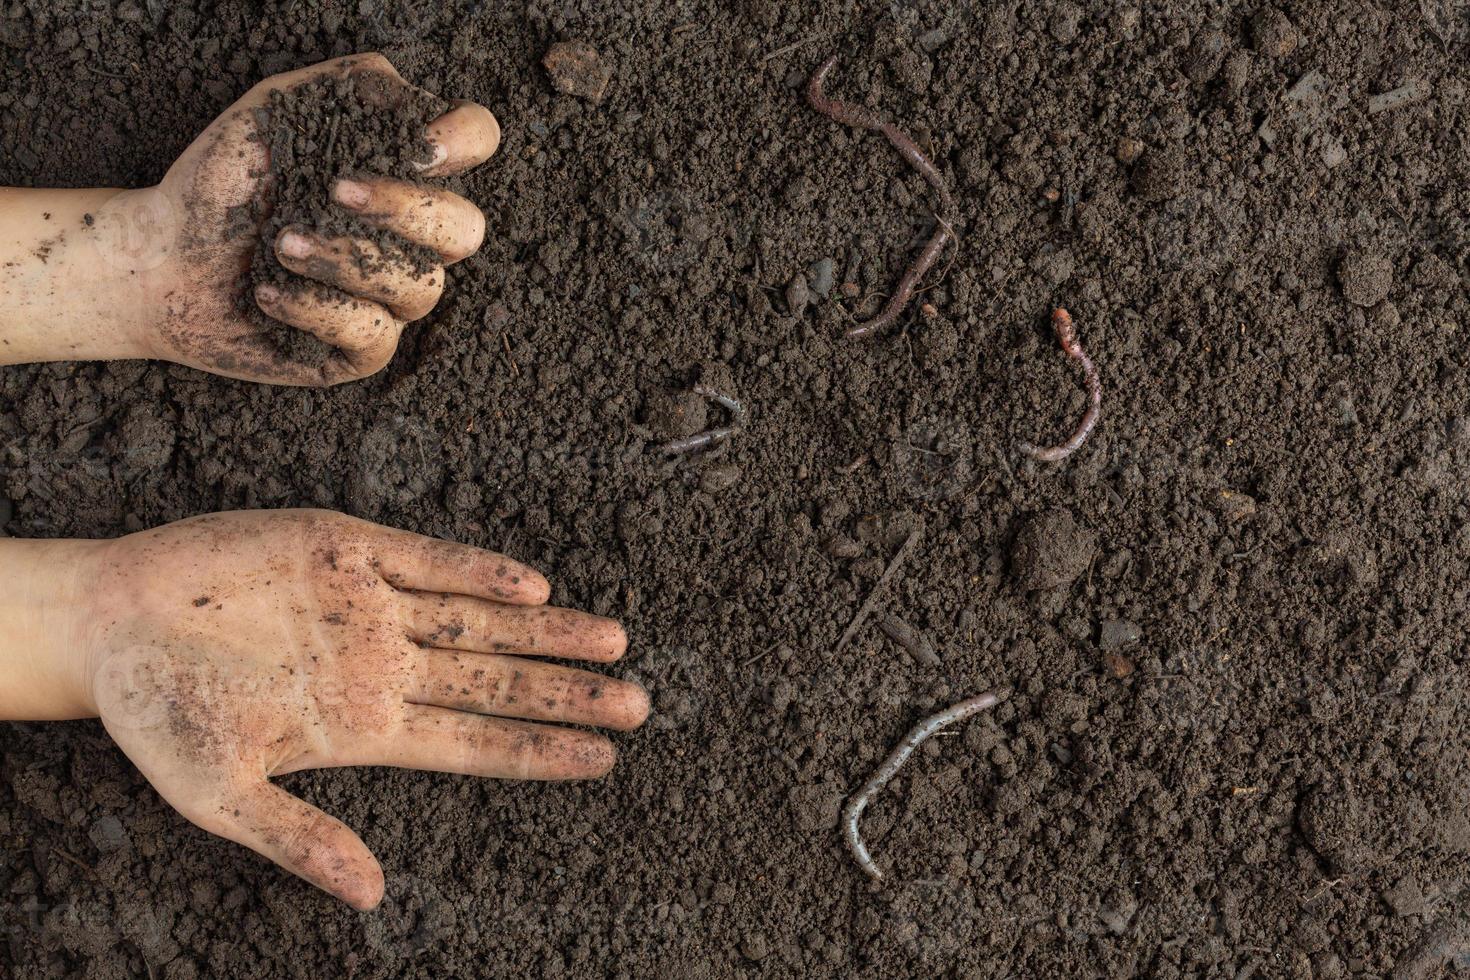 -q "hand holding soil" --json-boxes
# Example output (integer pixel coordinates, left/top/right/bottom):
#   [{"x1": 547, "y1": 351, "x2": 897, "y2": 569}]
[
  {"x1": 0, "y1": 53, "x2": 498, "y2": 385},
  {"x1": 0, "y1": 510, "x2": 646, "y2": 909}
]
